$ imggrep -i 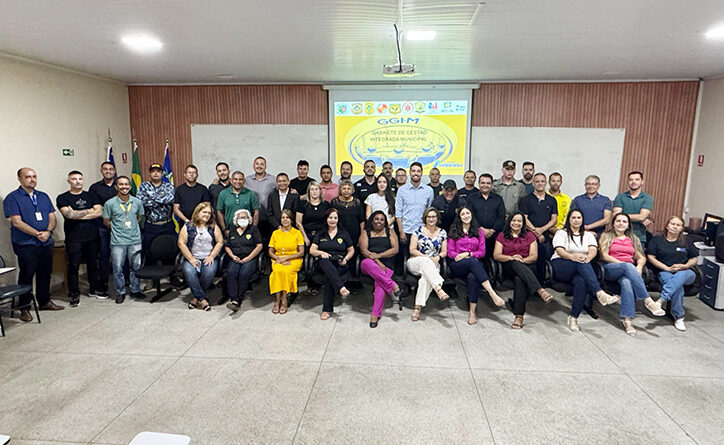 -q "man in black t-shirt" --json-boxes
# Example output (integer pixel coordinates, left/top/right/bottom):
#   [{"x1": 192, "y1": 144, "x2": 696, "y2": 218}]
[
  {"x1": 88, "y1": 161, "x2": 118, "y2": 295},
  {"x1": 174, "y1": 164, "x2": 211, "y2": 223},
  {"x1": 353, "y1": 159, "x2": 378, "y2": 203},
  {"x1": 289, "y1": 160, "x2": 316, "y2": 196},
  {"x1": 519, "y1": 173, "x2": 558, "y2": 282},
  {"x1": 57, "y1": 170, "x2": 104, "y2": 306}
]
